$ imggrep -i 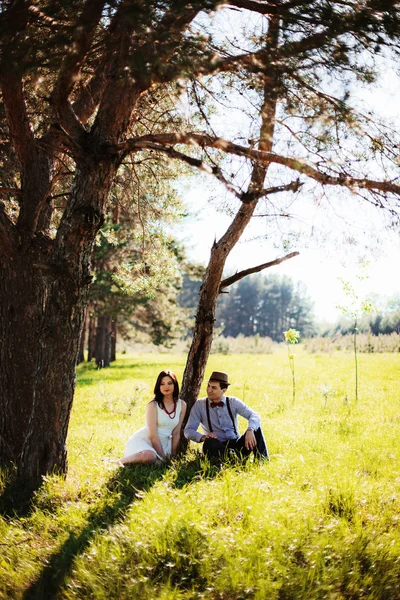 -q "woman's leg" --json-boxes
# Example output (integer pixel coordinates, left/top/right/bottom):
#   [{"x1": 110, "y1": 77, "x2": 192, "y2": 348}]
[{"x1": 120, "y1": 450, "x2": 157, "y2": 465}]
